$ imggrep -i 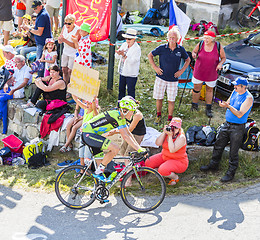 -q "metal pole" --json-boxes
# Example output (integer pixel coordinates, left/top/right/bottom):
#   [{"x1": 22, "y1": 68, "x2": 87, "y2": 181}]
[{"x1": 107, "y1": 0, "x2": 118, "y2": 90}]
